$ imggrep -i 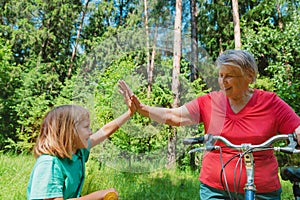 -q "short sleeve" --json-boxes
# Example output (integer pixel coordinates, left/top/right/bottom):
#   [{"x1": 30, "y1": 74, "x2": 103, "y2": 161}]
[
  {"x1": 185, "y1": 97, "x2": 203, "y2": 123},
  {"x1": 273, "y1": 94, "x2": 300, "y2": 133},
  {"x1": 28, "y1": 157, "x2": 64, "y2": 199}
]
